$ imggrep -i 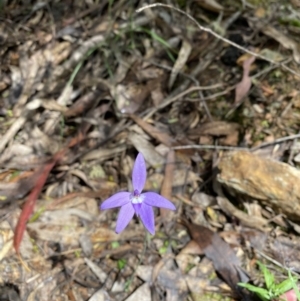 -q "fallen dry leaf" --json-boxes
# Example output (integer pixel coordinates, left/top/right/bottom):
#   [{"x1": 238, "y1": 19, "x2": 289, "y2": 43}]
[
  {"x1": 197, "y1": 121, "x2": 240, "y2": 137},
  {"x1": 89, "y1": 289, "x2": 111, "y2": 301},
  {"x1": 168, "y1": 39, "x2": 192, "y2": 89},
  {"x1": 0, "y1": 170, "x2": 40, "y2": 205},
  {"x1": 268, "y1": 235, "x2": 300, "y2": 272},
  {"x1": 14, "y1": 129, "x2": 87, "y2": 252},
  {"x1": 64, "y1": 91, "x2": 99, "y2": 118},
  {"x1": 13, "y1": 154, "x2": 62, "y2": 252},
  {"x1": 112, "y1": 83, "x2": 150, "y2": 114},
  {"x1": 145, "y1": 169, "x2": 200, "y2": 191},
  {"x1": 124, "y1": 283, "x2": 151, "y2": 301},
  {"x1": 259, "y1": 48, "x2": 285, "y2": 63},
  {"x1": 128, "y1": 132, "x2": 165, "y2": 167},
  {"x1": 44, "y1": 85, "x2": 73, "y2": 134},
  {"x1": 129, "y1": 114, "x2": 175, "y2": 147},
  {"x1": 13, "y1": 48, "x2": 52, "y2": 116},
  {"x1": 189, "y1": 121, "x2": 240, "y2": 146},
  {"x1": 137, "y1": 265, "x2": 208, "y2": 295},
  {"x1": 180, "y1": 219, "x2": 249, "y2": 297},
  {"x1": 85, "y1": 258, "x2": 108, "y2": 283},
  {"x1": 82, "y1": 146, "x2": 126, "y2": 162},
  {"x1": 176, "y1": 240, "x2": 202, "y2": 272},
  {"x1": 195, "y1": 0, "x2": 224, "y2": 12},
  {"x1": 217, "y1": 196, "x2": 269, "y2": 232},
  {"x1": 261, "y1": 26, "x2": 300, "y2": 64}
]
